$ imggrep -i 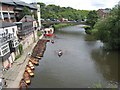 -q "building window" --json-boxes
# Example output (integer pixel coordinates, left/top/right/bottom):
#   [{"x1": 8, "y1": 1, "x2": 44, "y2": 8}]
[
  {"x1": 3, "y1": 13, "x2": 8, "y2": 19},
  {"x1": 5, "y1": 29, "x2": 8, "y2": 34},
  {"x1": 12, "y1": 28, "x2": 15, "y2": 32},
  {"x1": 2, "y1": 48, "x2": 9, "y2": 55},
  {"x1": 1, "y1": 45, "x2": 8, "y2": 50},
  {"x1": 10, "y1": 13, "x2": 15, "y2": 18}
]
